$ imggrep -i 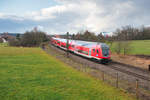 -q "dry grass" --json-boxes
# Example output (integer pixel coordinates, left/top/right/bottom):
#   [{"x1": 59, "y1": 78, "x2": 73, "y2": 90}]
[{"x1": 111, "y1": 53, "x2": 150, "y2": 69}]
